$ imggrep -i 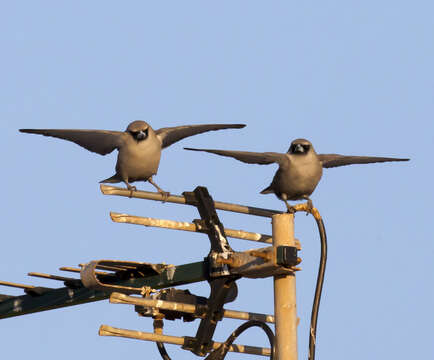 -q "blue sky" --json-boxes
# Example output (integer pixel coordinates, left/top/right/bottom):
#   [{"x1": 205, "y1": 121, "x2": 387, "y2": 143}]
[{"x1": 1, "y1": 2, "x2": 433, "y2": 359}]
